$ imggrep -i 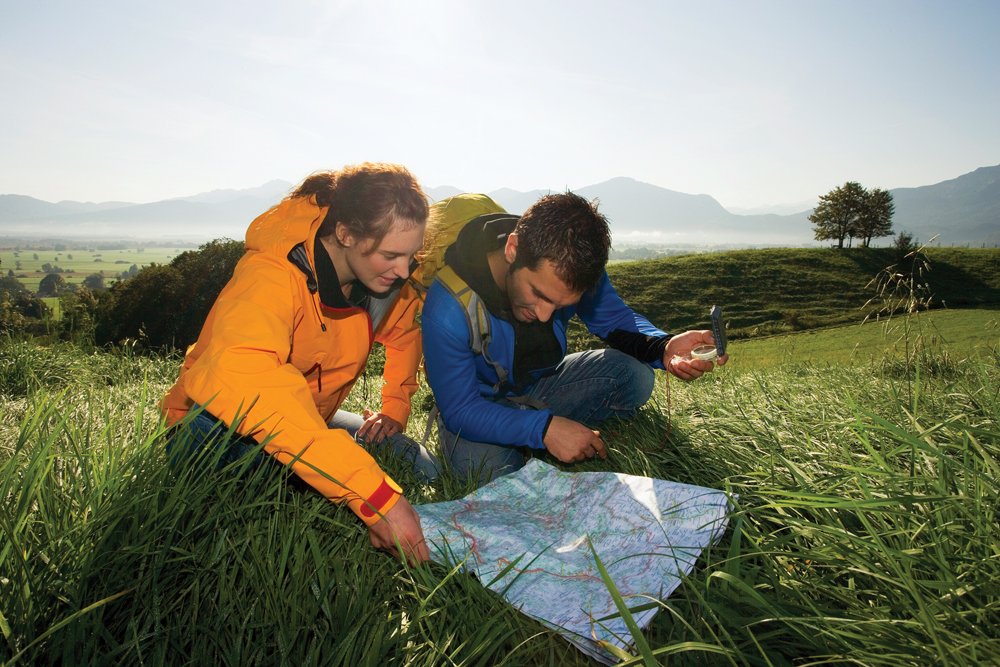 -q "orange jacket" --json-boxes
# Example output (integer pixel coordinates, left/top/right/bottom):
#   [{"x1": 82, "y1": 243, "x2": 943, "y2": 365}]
[{"x1": 161, "y1": 195, "x2": 422, "y2": 525}]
